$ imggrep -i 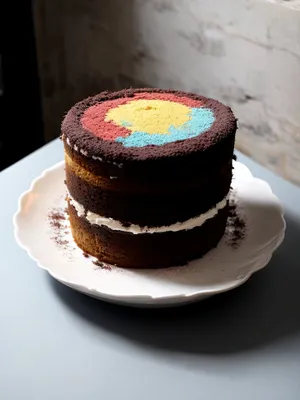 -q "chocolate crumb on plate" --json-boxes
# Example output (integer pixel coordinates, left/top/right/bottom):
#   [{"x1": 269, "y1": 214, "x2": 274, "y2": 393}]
[
  {"x1": 93, "y1": 260, "x2": 112, "y2": 271},
  {"x1": 48, "y1": 208, "x2": 69, "y2": 250},
  {"x1": 225, "y1": 200, "x2": 247, "y2": 249},
  {"x1": 48, "y1": 209, "x2": 65, "y2": 229},
  {"x1": 53, "y1": 238, "x2": 69, "y2": 246}
]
